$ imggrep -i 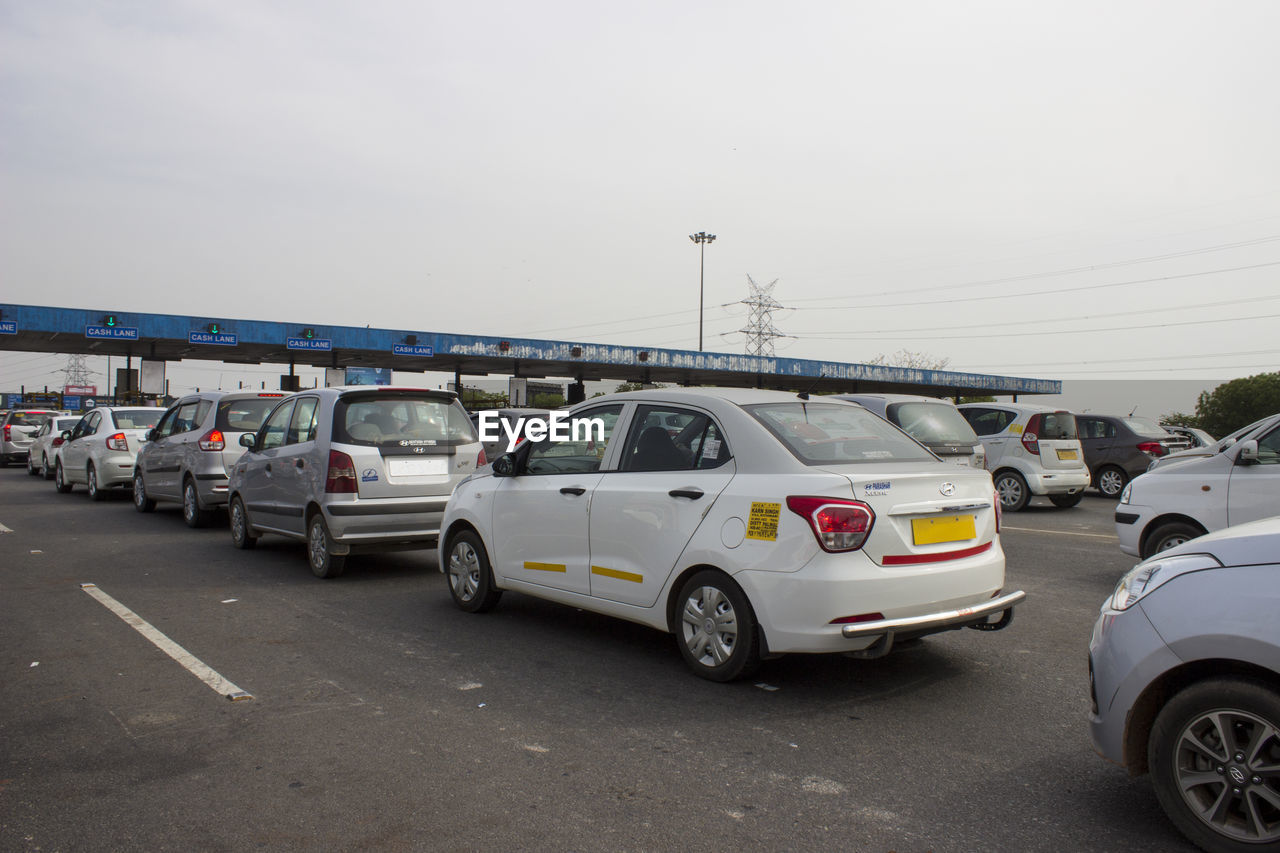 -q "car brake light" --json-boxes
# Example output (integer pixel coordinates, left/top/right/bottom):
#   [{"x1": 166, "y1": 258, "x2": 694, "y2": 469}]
[
  {"x1": 1136, "y1": 441, "x2": 1167, "y2": 457},
  {"x1": 325, "y1": 449, "x2": 358, "y2": 493},
  {"x1": 106, "y1": 432, "x2": 129, "y2": 451},
  {"x1": 2, "y1": 425, "x2": 8, "y2": 441},
  {"x1": 786, "y1": 496, "x2": 874, "y2": 552},
  {"x1": 477, "y1": 448, "x2": 487, "y2": 466},
  {"x1": 829, "y1": 612, "x2": 885, "y2": 625},
  {"x1": 1021, "y1": 414, "x2": 1041, "y2": 455},
  {"x1": 52, "y1": 437, "x2": 65, "y2": 447},
  {"x1": 198, "y1": 430, "x2": 226, "y2": 451}
]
